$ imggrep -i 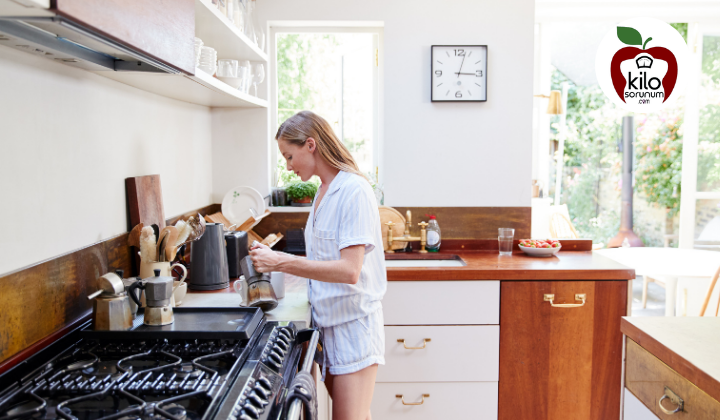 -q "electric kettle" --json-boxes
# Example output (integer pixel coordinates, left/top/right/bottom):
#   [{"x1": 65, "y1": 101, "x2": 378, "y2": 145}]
[{"x1": 188, "y1": 222, "x2": 230, "y2": 290}]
